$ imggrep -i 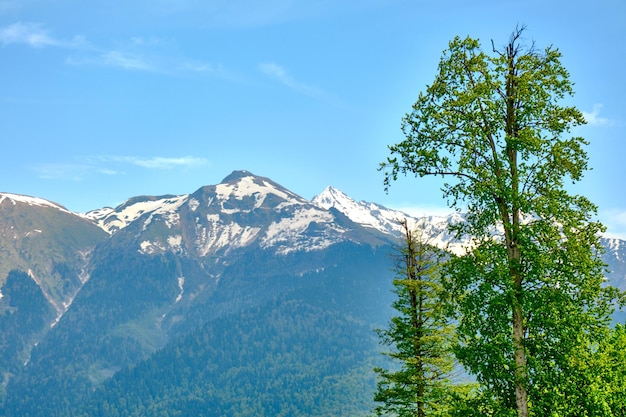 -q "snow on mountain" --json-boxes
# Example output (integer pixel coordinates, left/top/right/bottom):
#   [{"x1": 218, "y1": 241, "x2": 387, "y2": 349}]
[
  {"x1": 76, "y1": 172, "x2": 626, "y2": 265},
  {"x1": 188, "y1": 213, "x2": 261, "y2": 257},
  {"x1": 312, "y1": 186, "x2": 409, "y2": 235},
  {"x1": 600, "y1": 237, "x2": 626, "y2": 291},
  {"x1": 82, "y1": 207, "x2": 114, "y2": 221},
  {"x1": 214, "y1": 171, "x2": 308, "y2": 212},
  {"x1": 91, "y1": 171, "x2": 357, "y2": 258},
  {"x1": 0, "y1": 192, "x2": 72, "y2": 214},
  {"x1": 604, "y1": 237, "x2": 625, "y2": 260},
  {"x1": 312, "y1": 186, "x2": 469, "y2": 255},
  {"x1": 86, "y1": 194, "x2": 189, "y2": 234},
  {"x1": 261, "y1": 204, "x2": 349, "y2": 255},
  {"x1": 186, "y1": 172, "x2": 352, "y2": 256}
]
